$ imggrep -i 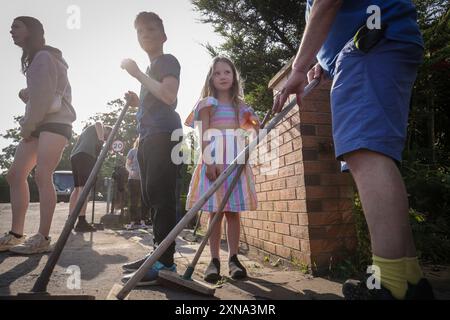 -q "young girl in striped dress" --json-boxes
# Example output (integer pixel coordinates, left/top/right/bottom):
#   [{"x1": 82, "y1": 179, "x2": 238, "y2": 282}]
[{"x1": 185, "y1": 57, "x2": 259, "y2": 283}]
